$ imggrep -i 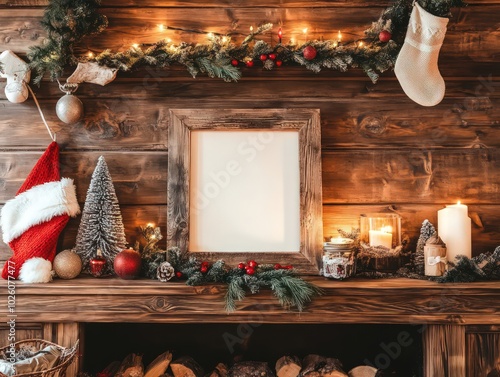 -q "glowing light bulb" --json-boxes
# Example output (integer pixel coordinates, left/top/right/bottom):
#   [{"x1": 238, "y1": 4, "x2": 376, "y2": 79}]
[
  {"x1": 250, "y1": 26, "x2": 254, "y2": 32},
  {"x1": 222, "y1": 36, "x2": 228, "y2": 43},
  {"x1": 165, "y1": 38, "x2": 172, "y2": 43},
  {"x1": 278, "y1": 27, "x2": 283, "y2": 43},
  {"x1": 333, "y1": 41, "x2": 338, "y2": 47},
  {"x1": 358, "y1": 41, "x2": 364, "y2": 48},
  {"x1": 147, "y1": 223, "x2": 155, "y2": 228},
  {"x1": 87, "y1": 51, "x2": 94, "y2": 58},
  {"x1": 158, "y1": 24, "x2": 164, "y2": 31},
  {"x1": 207, "y1": 32, "x2": 214, "y2": 38},
  {"x1": 132, "y1": 43, "x2": 139, "y2": 49},
  {"x1": 290, "y1": 37, "x2": 296, "y2": 45},
  {"x1": 303, "y1": 27, "x2": 308, "y2": 34},
  {"x1": 338, "y1": 30, "x2": 342, "y2": 42}
]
